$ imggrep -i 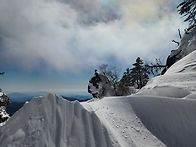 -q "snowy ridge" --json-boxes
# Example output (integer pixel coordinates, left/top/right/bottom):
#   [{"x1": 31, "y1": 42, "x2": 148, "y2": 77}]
[{"x1": 0, "y1": 94, "x2": 114, "y2": 147}]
